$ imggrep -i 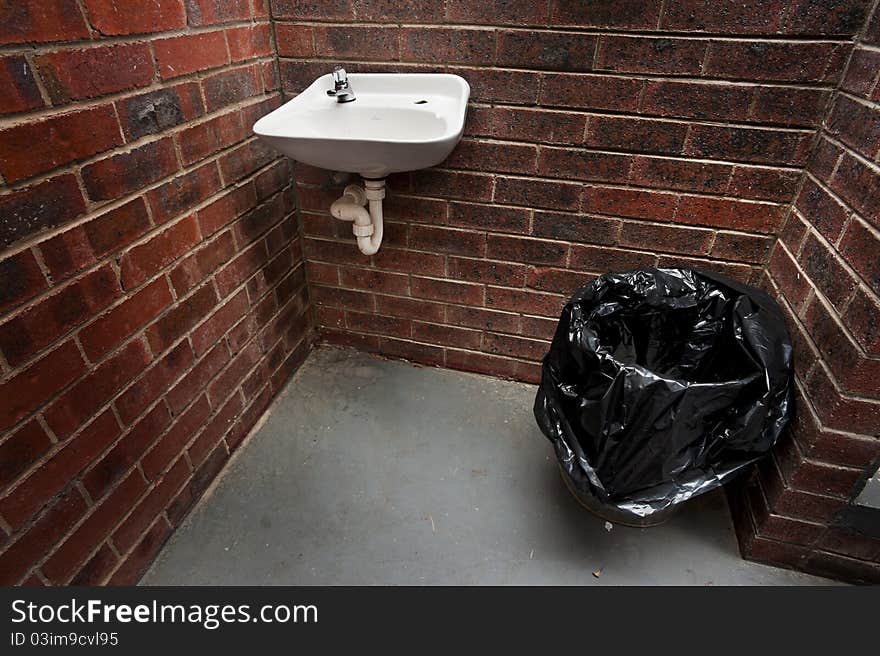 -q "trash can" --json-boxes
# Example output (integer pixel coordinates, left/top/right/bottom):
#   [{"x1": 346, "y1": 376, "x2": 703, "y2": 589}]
[{"x1": 534, "y1": 268, "x2": 794, "y2": 526}]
